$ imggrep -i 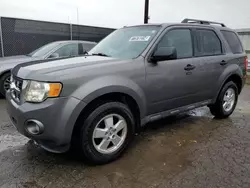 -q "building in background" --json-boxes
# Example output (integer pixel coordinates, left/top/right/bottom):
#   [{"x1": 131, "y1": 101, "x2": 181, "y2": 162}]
[
  {"x1": 1, "y1": 17, "x2": 249, "y2": 59},
  {"x1": 236, "y1": 29, "x2": 250, "y2": 74},
  {"x1": 237, "y1": 29, "x2": 250, "y2": 59},
  {"x1": 0, "y1": 17, "x2": 115, "y2": 57}
]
